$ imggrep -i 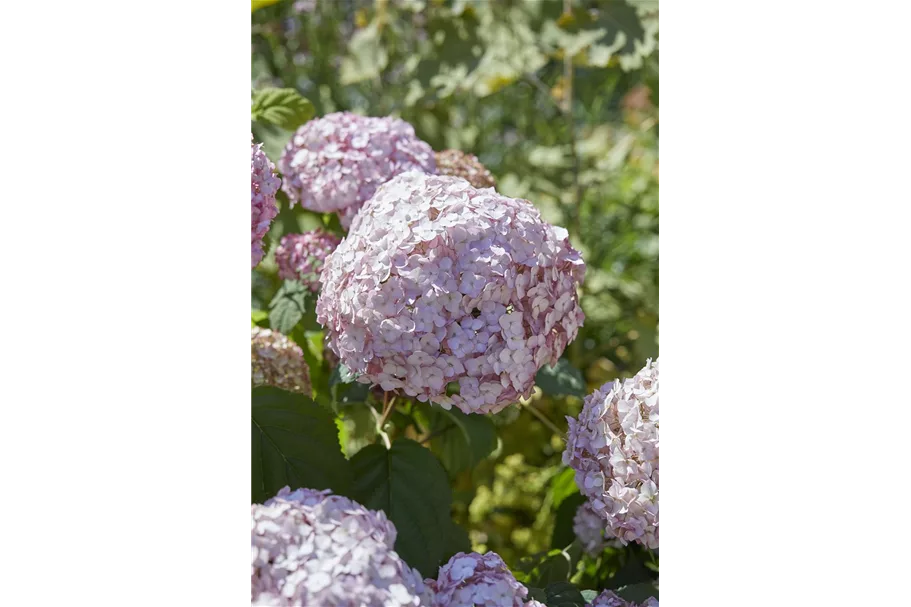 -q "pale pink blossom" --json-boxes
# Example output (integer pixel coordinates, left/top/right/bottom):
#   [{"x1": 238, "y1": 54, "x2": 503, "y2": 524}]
[
  {"x1": 316, "y1": 171, "x2": 585, "y2": 414},
  {"x1": 252, "y1": 135, "x2": 281, "y2": 268},
  {"x1": 274, "y1": 228, "x2": 342, "y2": 291}
]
